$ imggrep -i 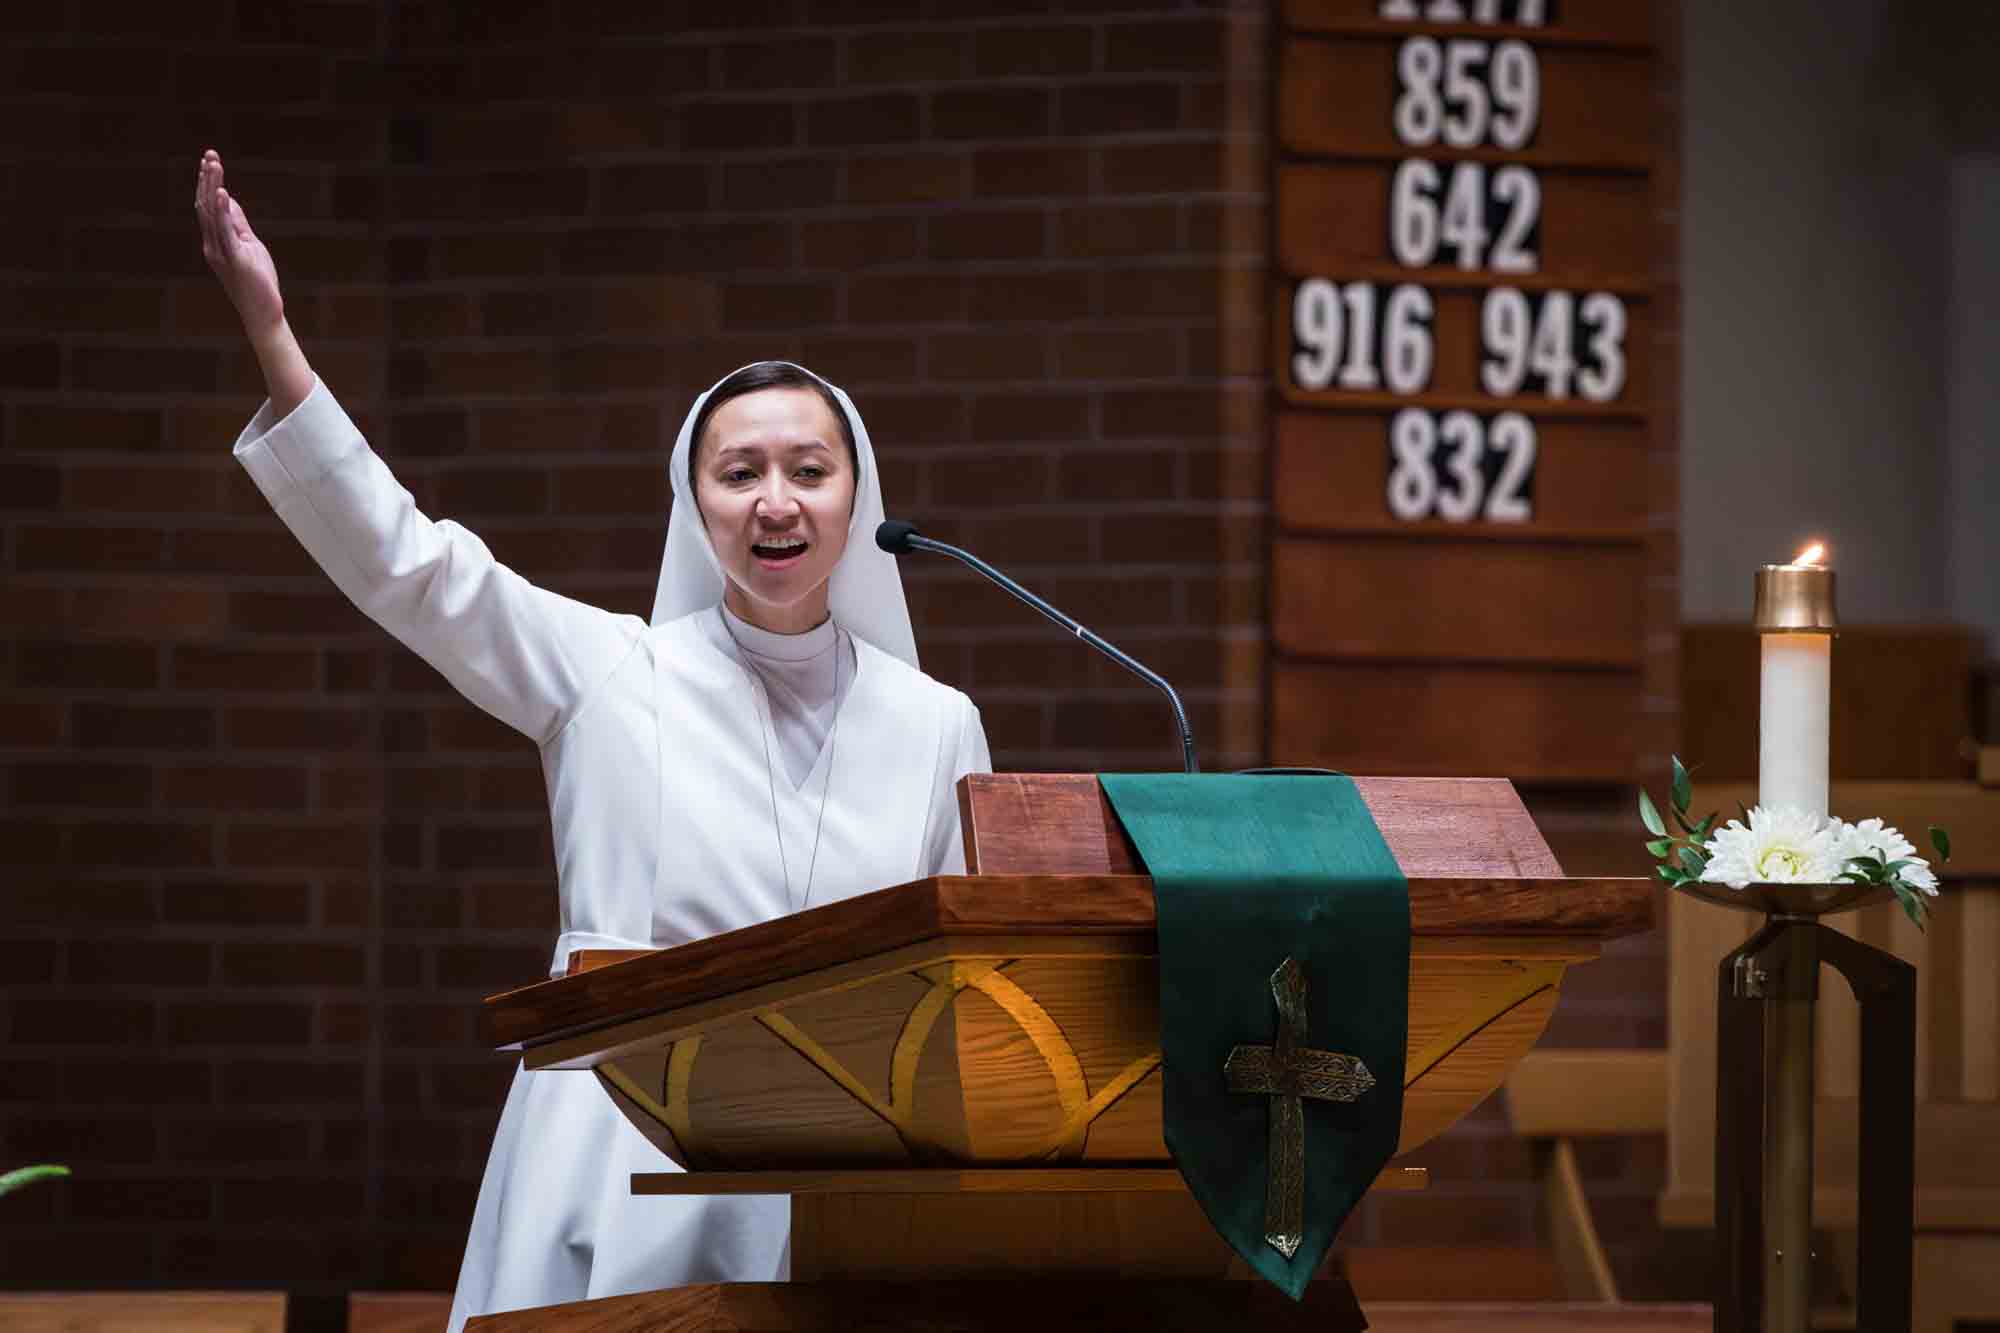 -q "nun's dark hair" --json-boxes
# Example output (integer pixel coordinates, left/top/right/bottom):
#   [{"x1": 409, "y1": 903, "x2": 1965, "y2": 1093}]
[{"x1": 687, "y1": 362, "x2": 858, "y2": 489}]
